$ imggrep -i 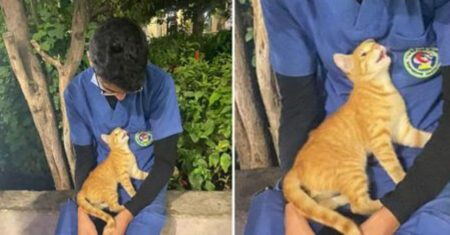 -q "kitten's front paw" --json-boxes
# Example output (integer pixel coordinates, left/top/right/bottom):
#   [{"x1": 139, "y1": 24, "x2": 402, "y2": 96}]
[{"x1": 393, "y1": 171, "x2": 406, "y2": 184}]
